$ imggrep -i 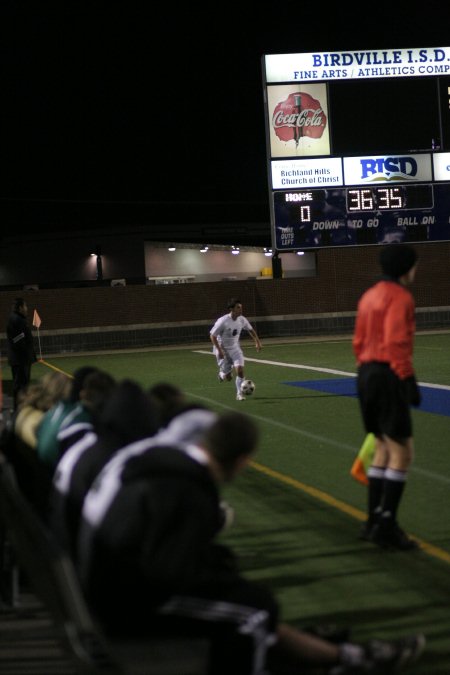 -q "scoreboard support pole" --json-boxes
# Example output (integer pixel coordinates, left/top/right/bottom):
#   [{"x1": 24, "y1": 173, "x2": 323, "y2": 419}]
[{"x1": 272, "y1": 254, "x2": 282, "y2": 278}]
